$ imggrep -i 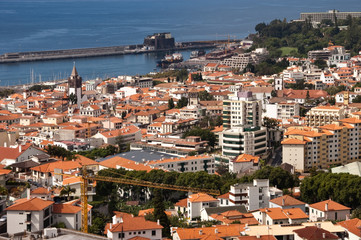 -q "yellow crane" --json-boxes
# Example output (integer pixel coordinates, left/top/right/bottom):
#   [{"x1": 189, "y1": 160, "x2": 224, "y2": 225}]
[{"x1": 66, "y1": 168, "x2": 221, "y2": 233}]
